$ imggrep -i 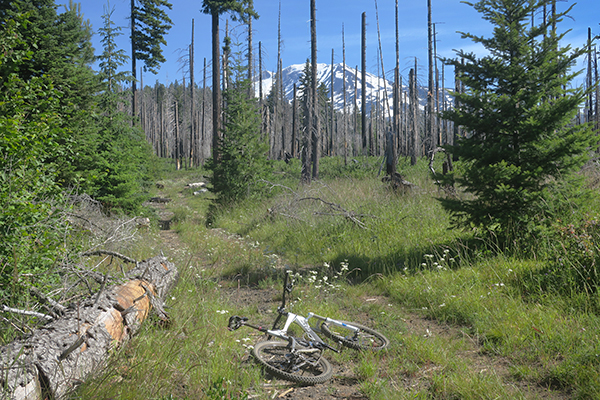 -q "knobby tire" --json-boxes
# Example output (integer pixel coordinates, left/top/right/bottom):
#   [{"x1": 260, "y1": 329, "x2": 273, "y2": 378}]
[{"x1": 252, "y1": 340, "x2": 333, "y2": 385}]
